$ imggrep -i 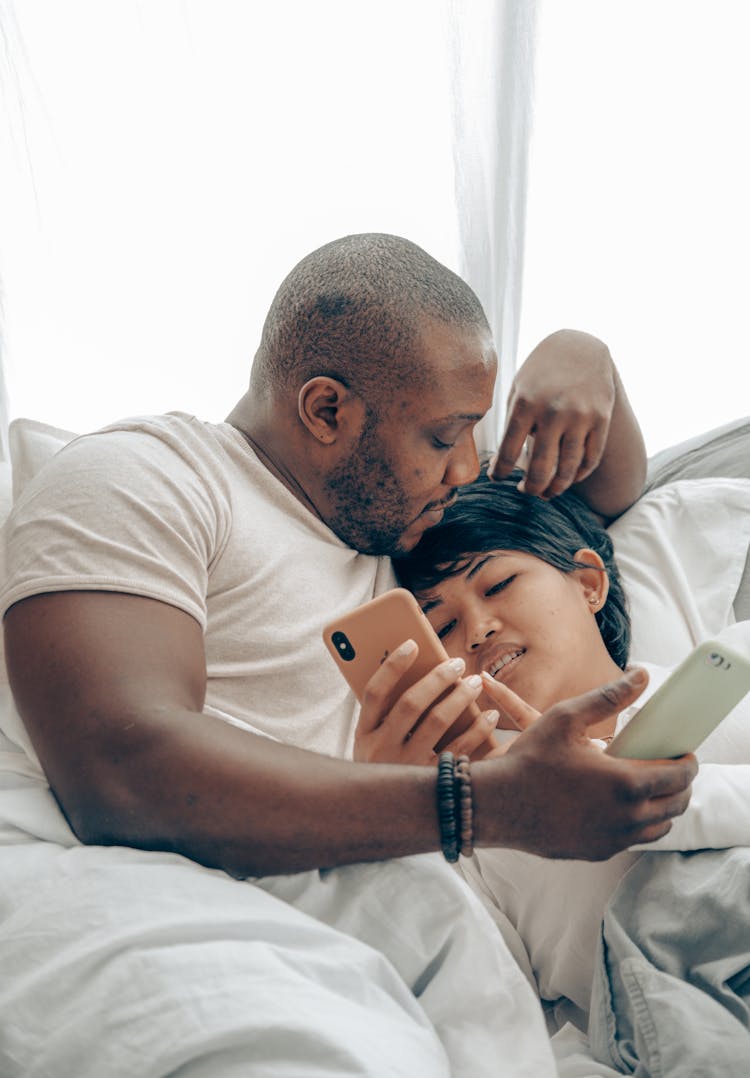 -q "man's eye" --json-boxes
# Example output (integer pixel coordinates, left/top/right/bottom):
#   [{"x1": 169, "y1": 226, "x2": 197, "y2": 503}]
[
  {"x1": 486, "y1": 575, "x2": 516, "y2": 597},
  {"x1": 435, "y1": 619, "x2": 456, "y2": 640},
  {"x1": 432, "y1": 437, "x2": 456, "y2": 450}
]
